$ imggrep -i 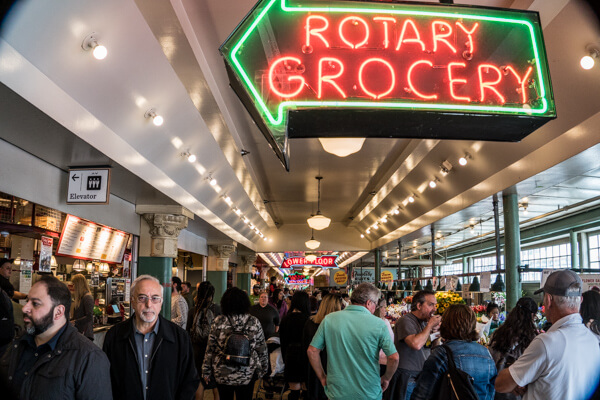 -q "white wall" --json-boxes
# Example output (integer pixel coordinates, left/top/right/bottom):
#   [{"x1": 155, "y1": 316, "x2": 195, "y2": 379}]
[{"x1": 0, "y1": 139, "x2": 140, "y2": 235}]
